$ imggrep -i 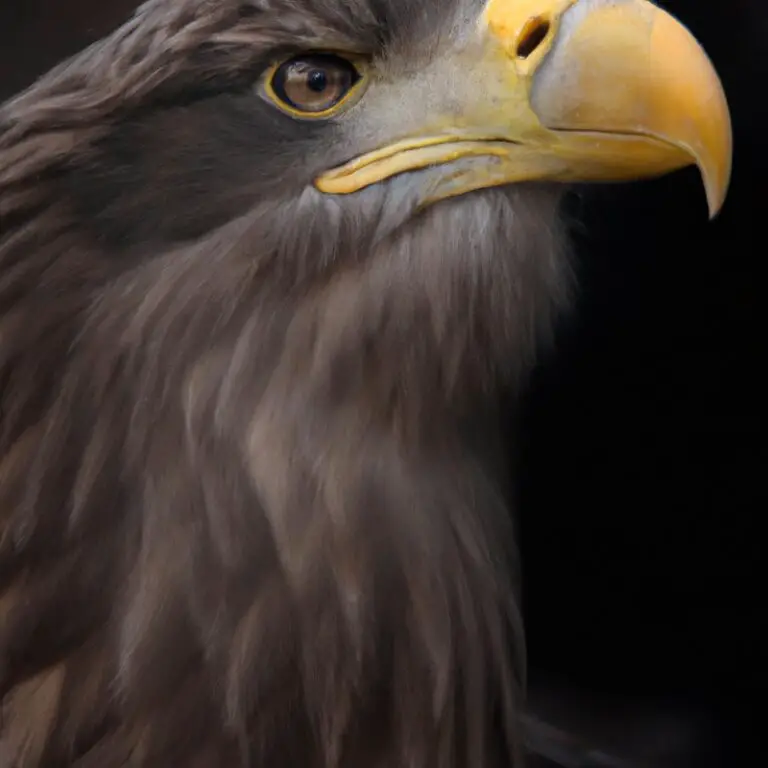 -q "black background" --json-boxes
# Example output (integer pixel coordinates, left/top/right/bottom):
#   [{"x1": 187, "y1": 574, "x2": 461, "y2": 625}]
[
  {"x1": 1, "y1": 0, "x2": 763, "y2": 764},
  {"x1": 518, "y1": 1, "x2": 764, "y2": 761}
]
